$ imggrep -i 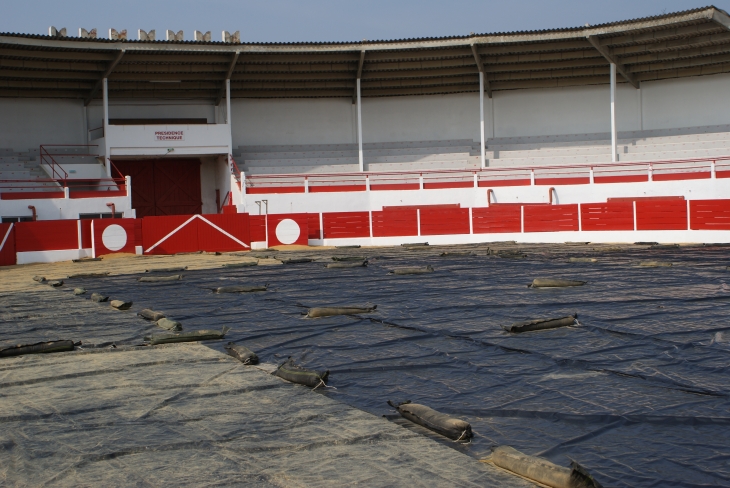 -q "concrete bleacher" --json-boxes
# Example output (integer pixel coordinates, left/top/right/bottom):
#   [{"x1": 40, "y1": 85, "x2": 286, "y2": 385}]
[
  {"x1": 0, "y1": 149, "x2": 60, "y2": 193},
  {"x1": 237, "y1": 124, "x2": 730, "y2": 176}
]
